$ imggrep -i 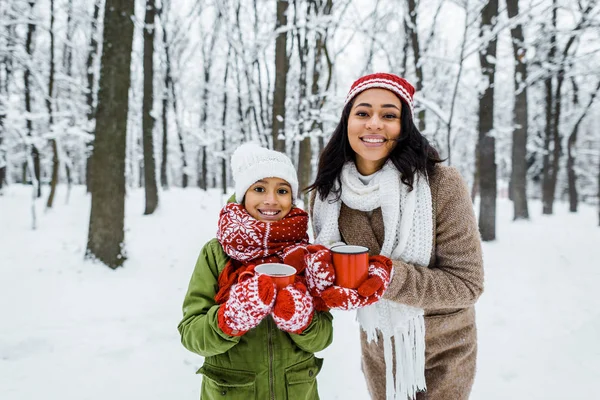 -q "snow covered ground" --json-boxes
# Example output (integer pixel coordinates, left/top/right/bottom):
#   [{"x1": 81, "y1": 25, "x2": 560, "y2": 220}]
[{"x1": 1, "y1": 184, "x2": 598, "y2": 399}]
